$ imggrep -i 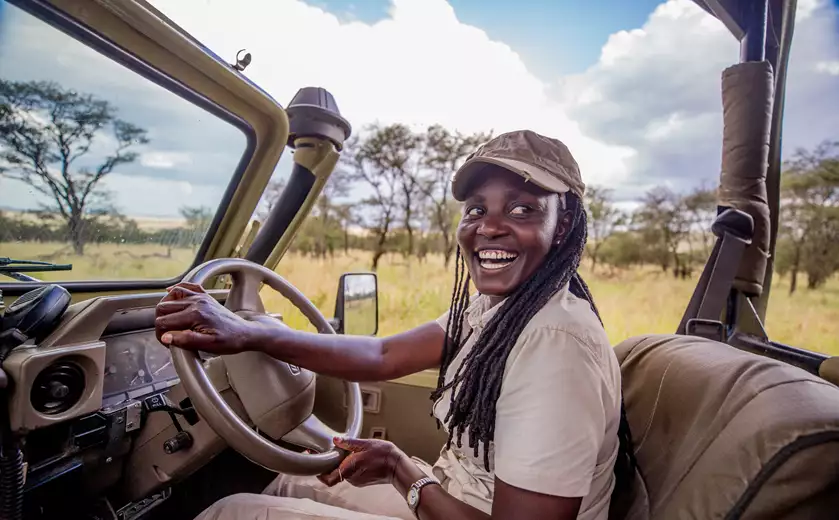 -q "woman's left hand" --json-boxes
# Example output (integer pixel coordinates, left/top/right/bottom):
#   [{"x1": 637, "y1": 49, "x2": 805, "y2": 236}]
[{"x1": 318, "y1": 437, "x2": 407, "y2": 488}]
